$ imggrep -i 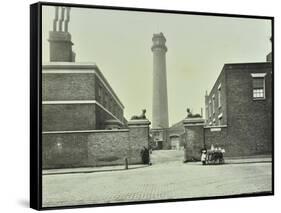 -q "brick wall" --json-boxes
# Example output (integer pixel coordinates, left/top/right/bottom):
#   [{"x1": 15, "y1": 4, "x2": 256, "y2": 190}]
[
  {"x1": 183, "y1": 119, "x2": 205, "y2": 161},
  {"x1": 43, "y1": 73, "x2": 95, "y2": 101},
  {"x1": 42, "y1": 125, "x2": 150, "y2": 169},
  {"x1": 204, "y1": 126, "x2": 228, "y2": 154},
  {"x1": 43, "y1": 133, "x2": 88, "y2": 168},
  {"x1": 129, "y1": 126, "x2": 150, "y2": 163},
  {"x1": 43, "y1": 104, "x2": 96, "y2": 131},
  {"x1": 184, "y1": 125, "x2": 204, "y2": 160},
  {"x1": 87, "y1": 130, "x2": 130, "y2": 166},
  {"x1": 187, "y1": 123, "x2": 270, "y2": 158},
  {"x1": 225, "y1": 63, "x2": 272, "y2": 155}
]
